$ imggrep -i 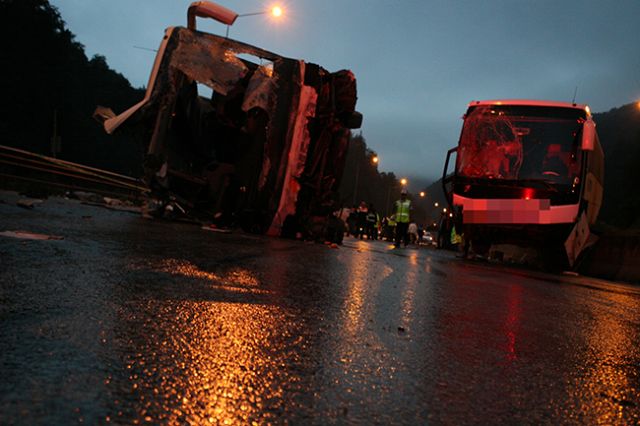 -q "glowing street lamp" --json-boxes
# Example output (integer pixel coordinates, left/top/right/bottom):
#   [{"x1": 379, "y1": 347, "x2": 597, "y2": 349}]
[
  {"x1": 419, "y1": 191, "x2": 425, "y2": 197},
  {"x1": 434, "y1": 202, "x2": 439, "y2": 207},
  {"x1": 400, "y1": 178, "x2": 408, "y2": 186},
  {"x1": 372, "y1": 156, "x2": 379, "y2": 165}
]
